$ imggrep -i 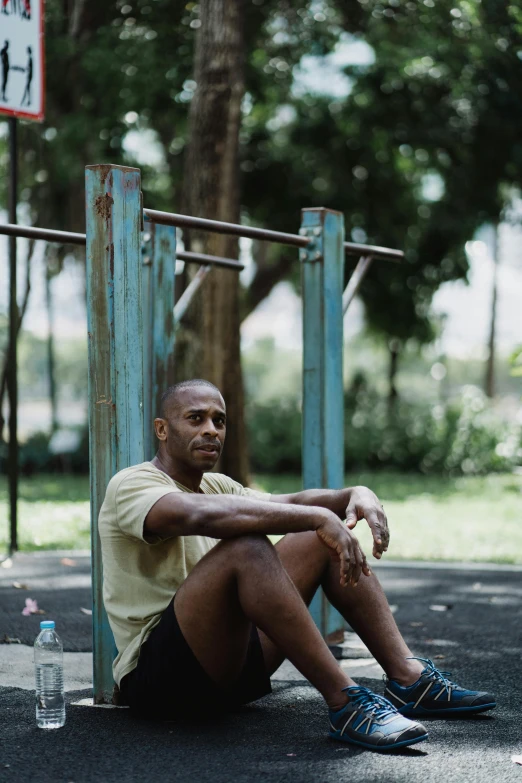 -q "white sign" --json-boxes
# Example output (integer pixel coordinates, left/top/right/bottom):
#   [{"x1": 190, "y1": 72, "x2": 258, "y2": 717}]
[{"x1": 0, "y1": 0, "x2": 44, "y2": 121}]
